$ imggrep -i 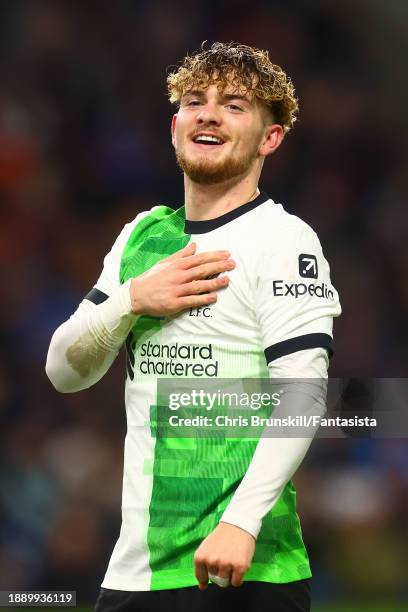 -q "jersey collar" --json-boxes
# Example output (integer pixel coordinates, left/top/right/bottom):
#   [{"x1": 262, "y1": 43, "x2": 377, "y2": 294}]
[{"x1": 184, "y1": 191, "x2": 270, "y2": 234}]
